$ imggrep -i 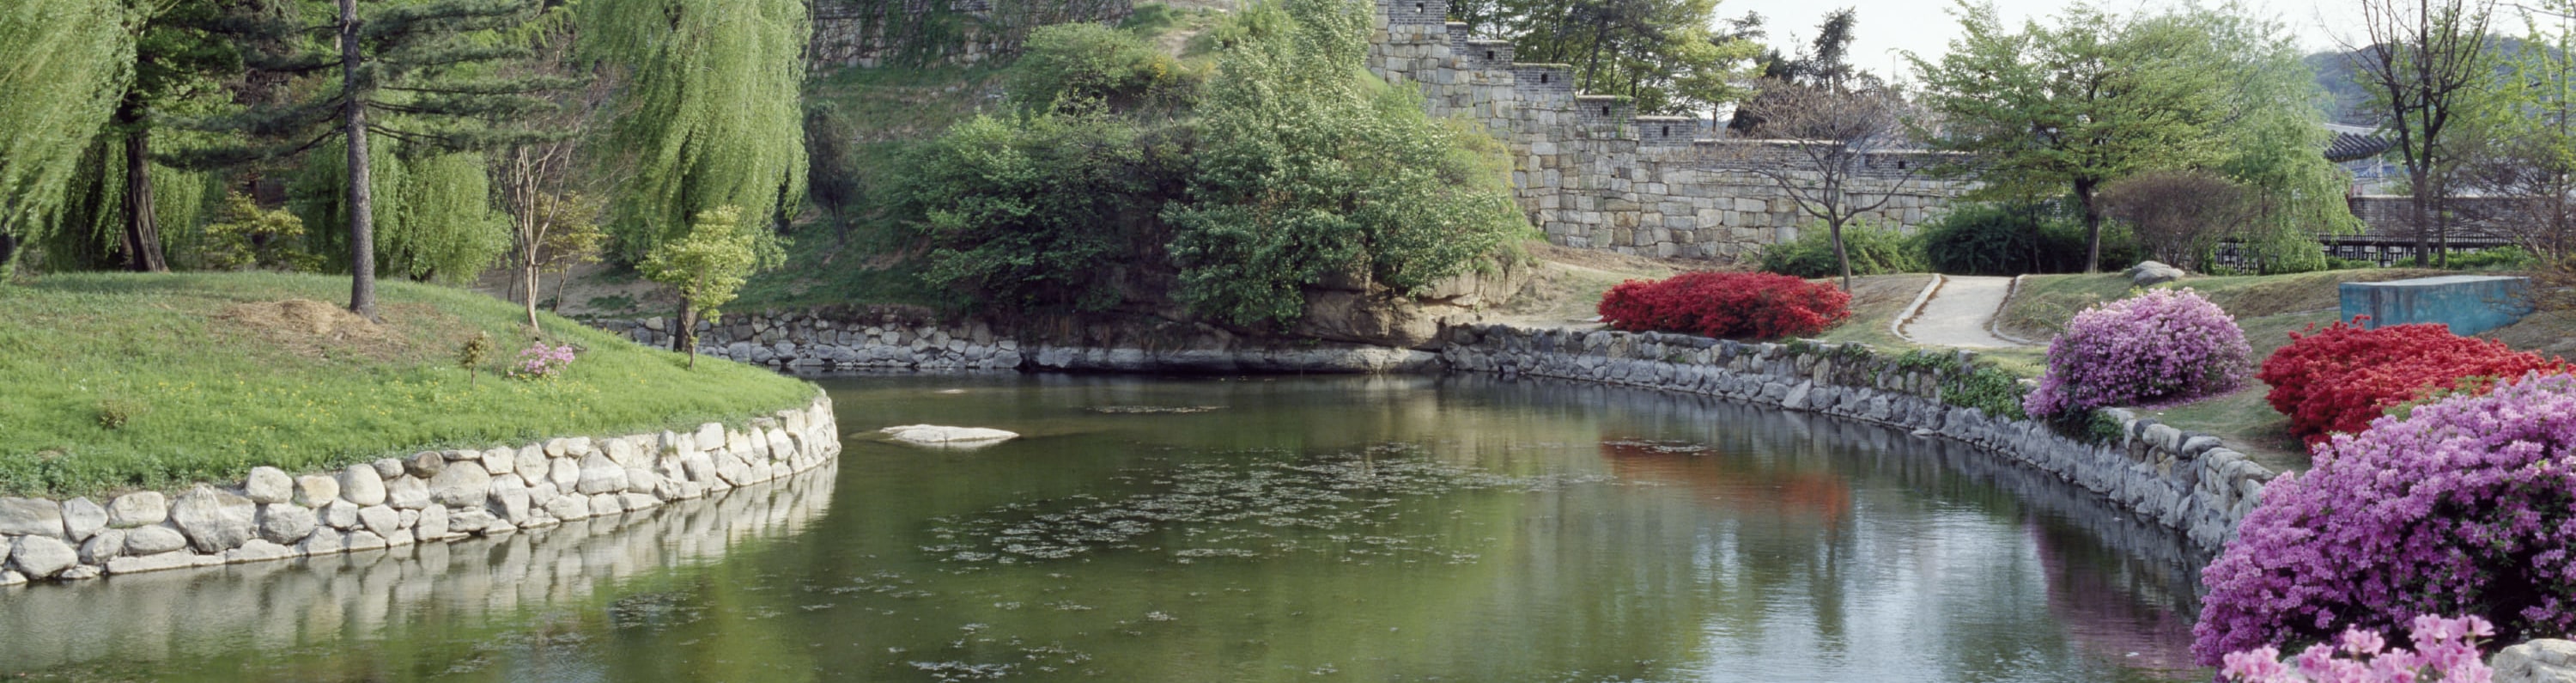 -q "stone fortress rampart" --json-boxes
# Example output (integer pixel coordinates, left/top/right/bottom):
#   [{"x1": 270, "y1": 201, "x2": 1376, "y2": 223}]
[{"x1": 1366, "y1": 0, "x2": 1973, "y2": 258}]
